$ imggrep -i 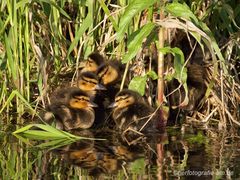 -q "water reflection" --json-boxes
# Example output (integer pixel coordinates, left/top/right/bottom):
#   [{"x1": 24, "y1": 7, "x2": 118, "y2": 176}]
[
  {"x1": 1, "y1": 125, "x2": 240, "y2": 179},
  {"x1": 54, "y1": 129, "x2": 167, "y2": 178}
]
